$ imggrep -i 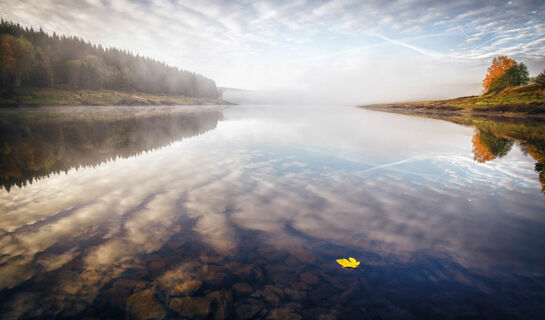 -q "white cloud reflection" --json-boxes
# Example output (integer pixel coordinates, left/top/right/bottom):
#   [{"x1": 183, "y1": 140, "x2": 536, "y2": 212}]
[{"x1": 0, "y1": 106, "x2": 544, "y2": 304}]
